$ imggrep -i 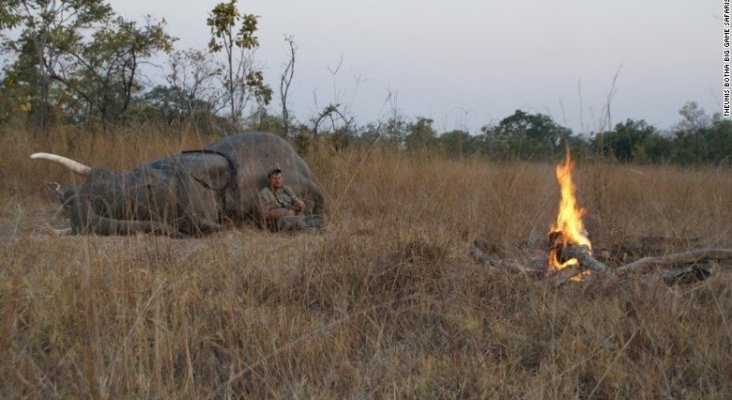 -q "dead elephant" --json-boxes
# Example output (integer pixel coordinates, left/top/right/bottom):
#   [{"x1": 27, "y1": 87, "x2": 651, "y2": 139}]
[{"x1": 32, "y1": 131, "x2": 326, "y2": 237}]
